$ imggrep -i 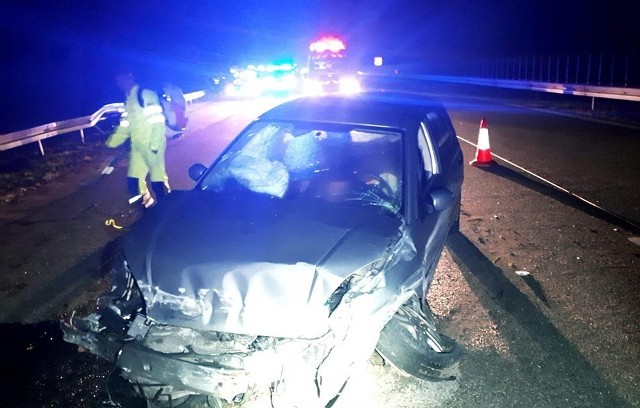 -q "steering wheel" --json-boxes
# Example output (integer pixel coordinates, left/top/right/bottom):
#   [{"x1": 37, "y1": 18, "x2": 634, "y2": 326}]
[{"x1": 350, "y1": 171, "x2": 396, "y2": 198}]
